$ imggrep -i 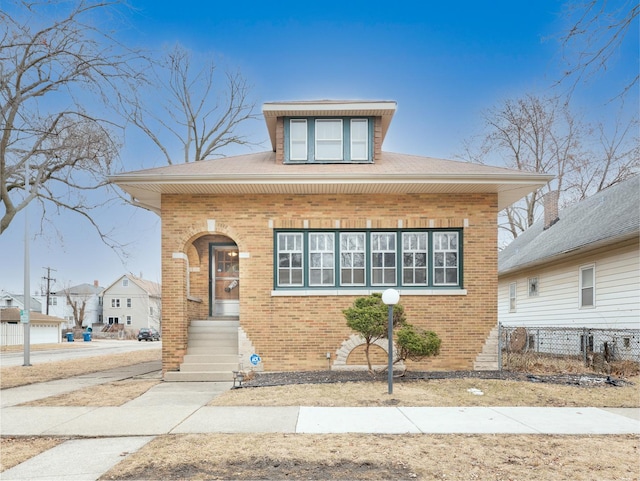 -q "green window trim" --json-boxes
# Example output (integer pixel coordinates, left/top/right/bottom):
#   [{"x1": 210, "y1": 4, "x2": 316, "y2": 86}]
[
  {"x1": 273, "y1": 228, "x2": 464, "y2": 290},
  {"x1": 283, "y1": 116, "x2": 374, "y2": 163}
]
